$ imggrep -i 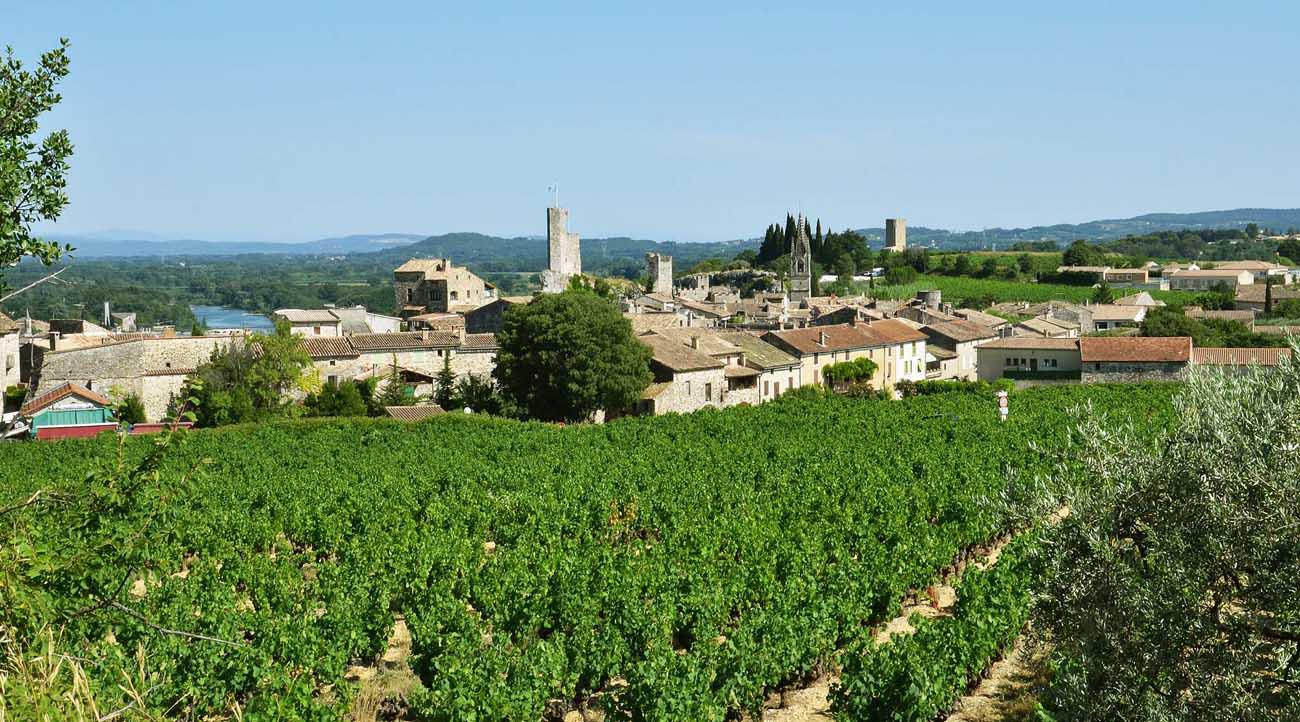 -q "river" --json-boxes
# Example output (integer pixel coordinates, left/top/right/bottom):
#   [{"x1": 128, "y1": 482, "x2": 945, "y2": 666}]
[{"x1": 190, "y1": 305, "x2": 275, "y2": 332}]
